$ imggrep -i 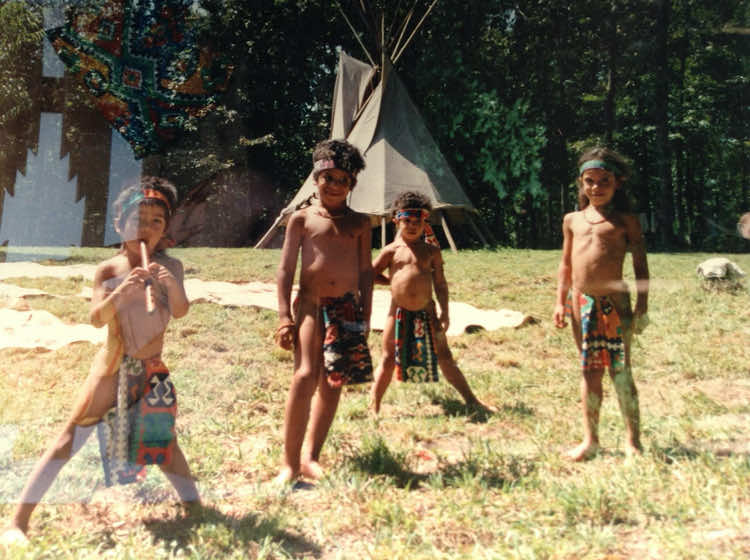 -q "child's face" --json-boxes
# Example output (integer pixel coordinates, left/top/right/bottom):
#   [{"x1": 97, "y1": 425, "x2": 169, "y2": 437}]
[
  {"x1": 395, "y1": 214, "x2": 426, "y2": 242},
  {"x1": 581, "y1": 168, "x2": 620, "y2": 208},
  {"x1": 119, "y1": 203, "x2": 168, "y2": 250},
  {"x1": 315, "y1": 169, "x2": 353, "y2": 206}
]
